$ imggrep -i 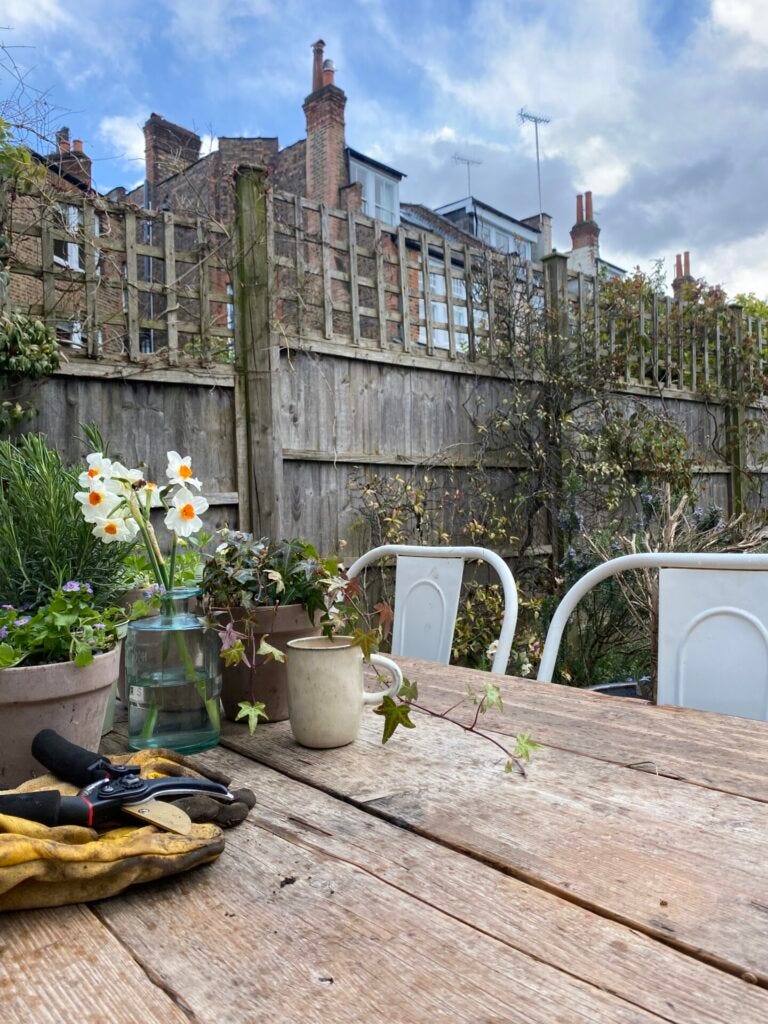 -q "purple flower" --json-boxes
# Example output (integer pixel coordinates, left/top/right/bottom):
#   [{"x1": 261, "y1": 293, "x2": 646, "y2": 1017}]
[
  {"x1": 83, "y1": 582, "x2": 93, "y2": 594},
  {"x1": 13, "y1": 616, "x2": 30, "y2": 627},
  {"x1": 1, "y1": 604, "x2": 13, "y2": 610},
  {"x1": 63, "y1": 581, "x2": 81, "y2": 592},
  {"x1": 0, "y1": 626, "x2": 6, "y2": 640},
  {"x1": 93, "y1": 622, "x2": 105, "y2": 630},
  {"x1": 143, "y1": 583, "x2": 165, "y2": 597}
]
